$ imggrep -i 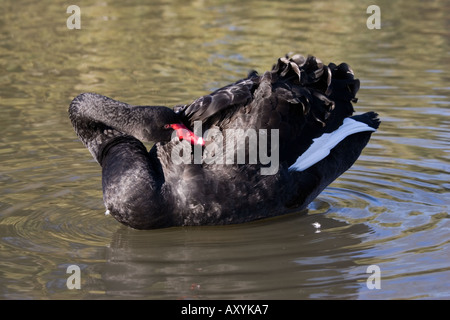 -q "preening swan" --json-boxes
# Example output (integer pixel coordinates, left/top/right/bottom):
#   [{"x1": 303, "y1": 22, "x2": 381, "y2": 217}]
[{"x1": 69, "y1": 54, "x2": 380, "y2": 229}]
